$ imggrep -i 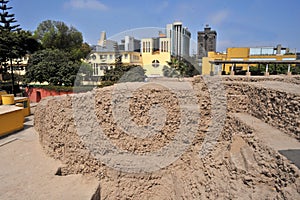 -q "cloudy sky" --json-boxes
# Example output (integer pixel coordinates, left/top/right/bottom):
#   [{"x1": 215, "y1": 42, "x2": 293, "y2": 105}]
[{"x1": 9, "y1": 0, "x2": 300, "y2": 52}]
